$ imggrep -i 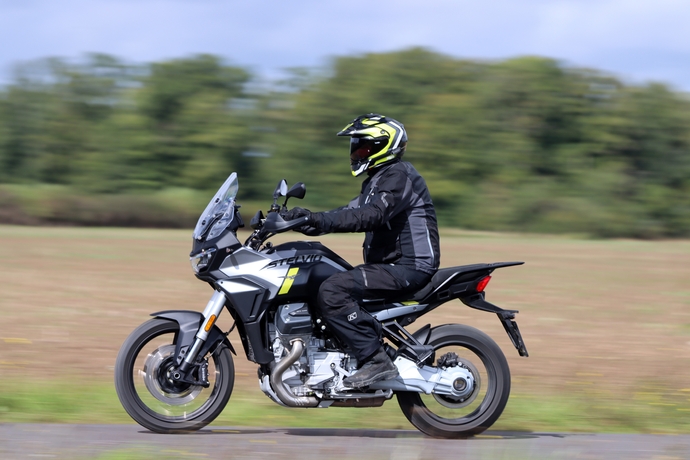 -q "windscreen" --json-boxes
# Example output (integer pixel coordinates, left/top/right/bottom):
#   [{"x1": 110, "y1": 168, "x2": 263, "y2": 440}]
[{"x1": 193, "y1": 172, "x2": 239, "y2": 241}]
